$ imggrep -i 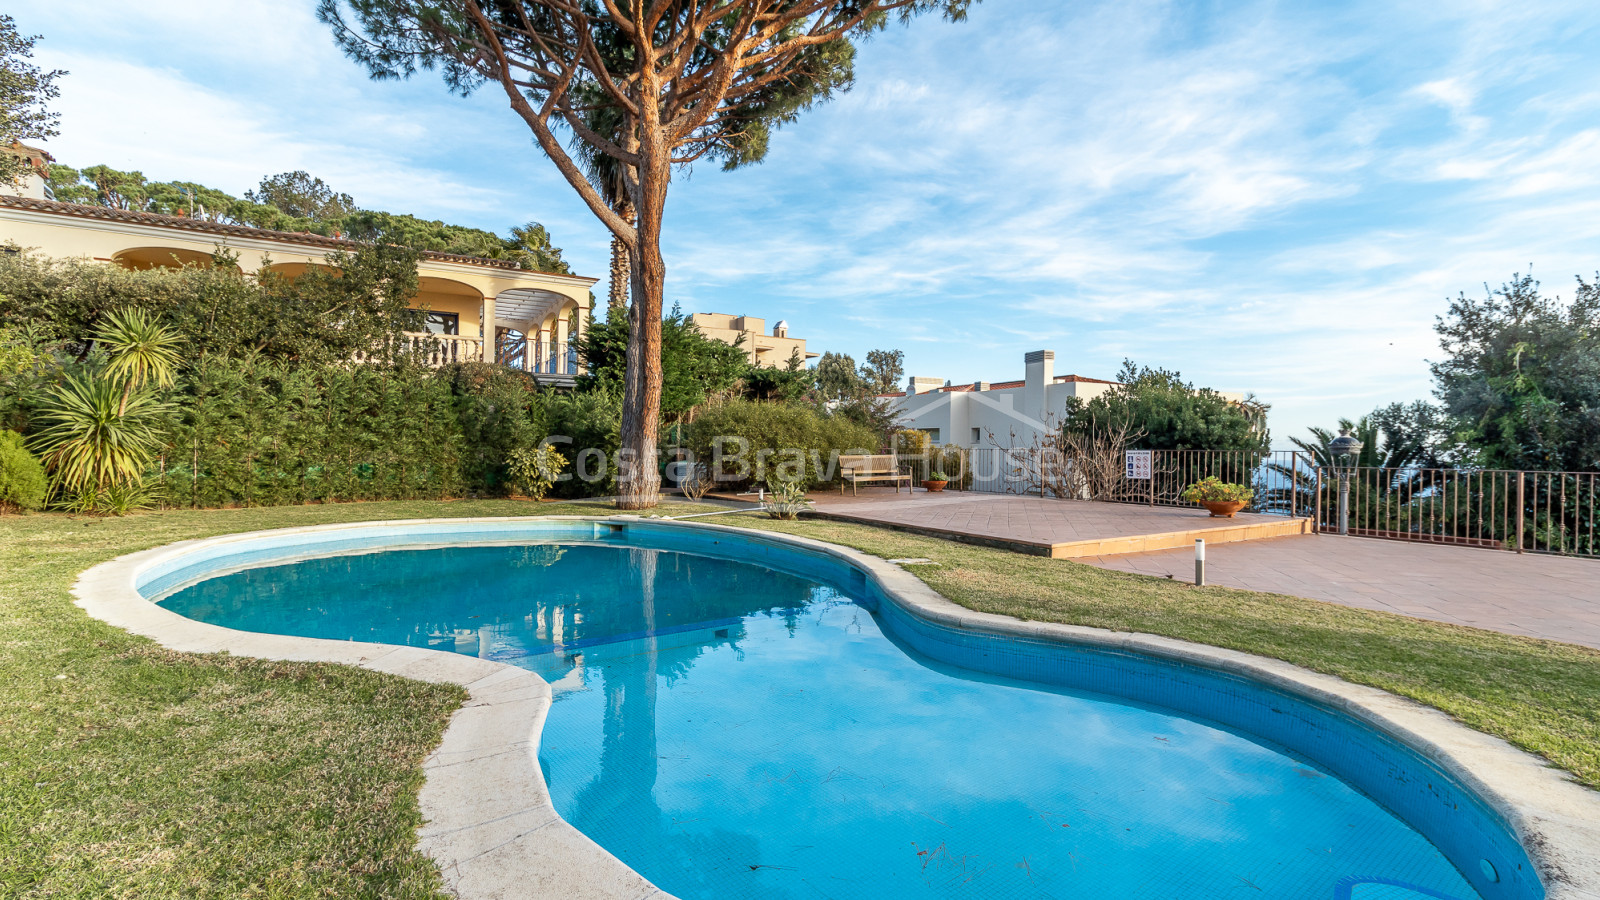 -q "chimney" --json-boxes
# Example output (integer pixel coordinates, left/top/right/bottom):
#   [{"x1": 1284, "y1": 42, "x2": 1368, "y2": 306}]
[
  {"x1": 974, "y1": 381, "x2": 990, "y2": 392},
  {"x1": 1023, "y1": 350, "x2": 1054, "y2": 425},
  {"x1": 907, "y1": 376, "x2": 943, "y2": 395}
]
